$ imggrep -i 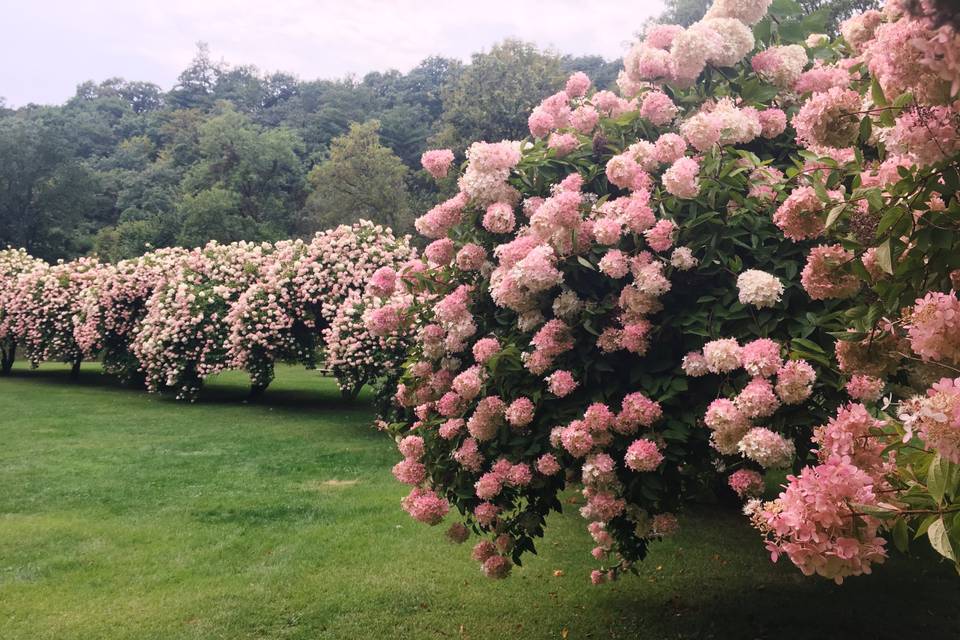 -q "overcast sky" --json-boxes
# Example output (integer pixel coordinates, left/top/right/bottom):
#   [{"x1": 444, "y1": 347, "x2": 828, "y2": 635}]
[{"x1": 2, "y1": 0, "x2": 664, "y2": 107}]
